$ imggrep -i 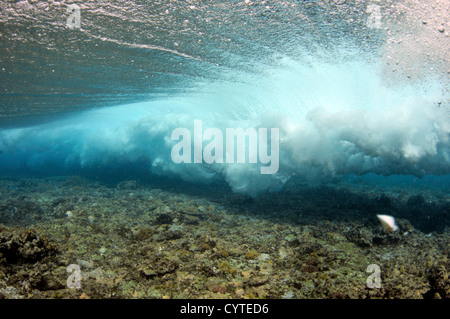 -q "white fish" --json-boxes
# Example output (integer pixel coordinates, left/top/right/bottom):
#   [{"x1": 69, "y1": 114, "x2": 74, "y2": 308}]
[{"x1": 376, "y1": 214, "x2": 399, "y2": 232}]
